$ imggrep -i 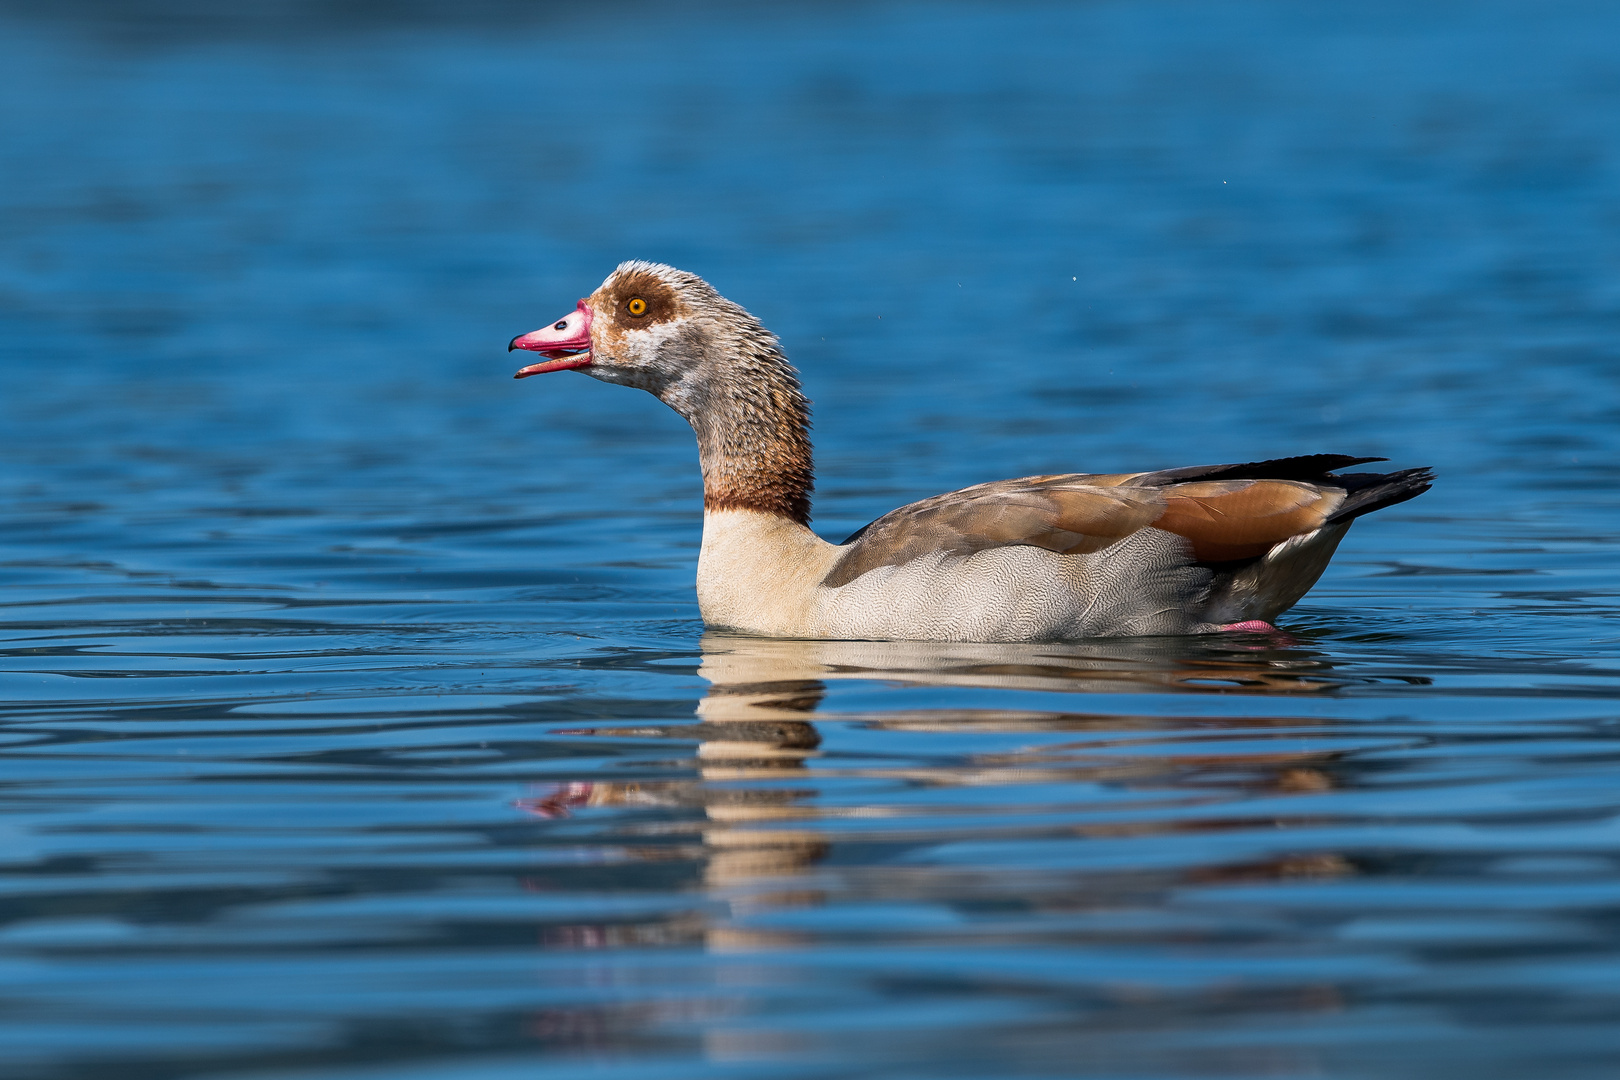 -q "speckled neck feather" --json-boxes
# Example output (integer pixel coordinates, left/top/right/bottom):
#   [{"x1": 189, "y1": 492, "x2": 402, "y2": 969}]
[{"x1": 683, "y1": 330, "x2": 814, "y2": 525}]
